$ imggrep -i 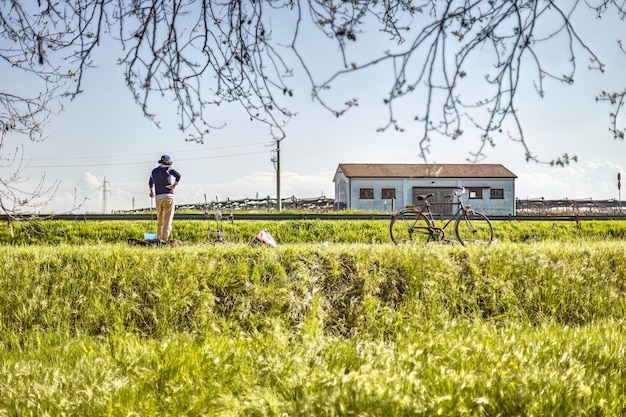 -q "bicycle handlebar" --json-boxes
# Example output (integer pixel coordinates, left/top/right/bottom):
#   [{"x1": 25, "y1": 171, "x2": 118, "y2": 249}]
[
  {"x1": 443, "y1": 187, "x2": 466, "y2": 202},
  {"x1": 454, "y1": 186, "x2": 466, "y2": 197}
]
